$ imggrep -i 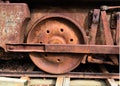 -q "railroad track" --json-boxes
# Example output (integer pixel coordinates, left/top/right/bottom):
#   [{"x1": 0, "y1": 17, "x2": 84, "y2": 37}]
[
  {"x1": 0, "y1": 62, "x2": 119, "y2": 86},
  {"x1": 0, "y1": 71, "x2": 119, "y2": 86},
  {"x1": 0, "y1": 58, "x2": 119, "y2": 86}
]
